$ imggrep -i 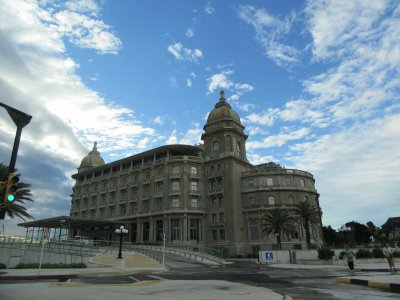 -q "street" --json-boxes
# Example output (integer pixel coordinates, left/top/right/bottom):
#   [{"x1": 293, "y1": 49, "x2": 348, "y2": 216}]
[{"x1": 1, "y1": 252, "x2": 399, "y2": 300}]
